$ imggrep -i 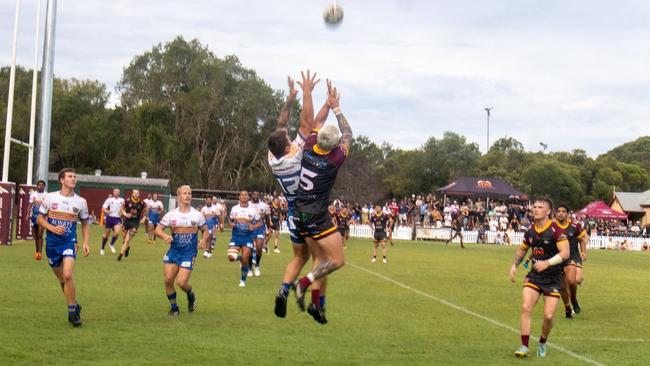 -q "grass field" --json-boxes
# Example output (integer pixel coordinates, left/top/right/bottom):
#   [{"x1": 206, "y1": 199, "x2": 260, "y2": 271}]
[{"x1": 1, "y1": 225, "x2": 649, "y2": 365}]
